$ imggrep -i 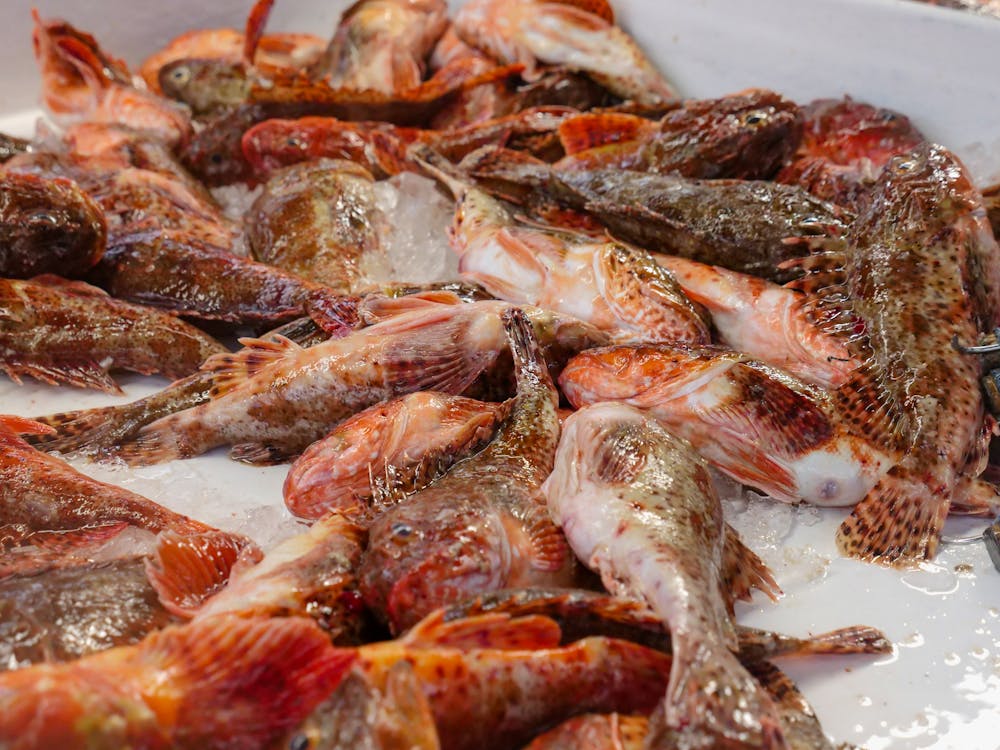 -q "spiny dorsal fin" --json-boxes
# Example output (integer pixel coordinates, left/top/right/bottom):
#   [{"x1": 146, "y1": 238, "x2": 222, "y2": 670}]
[
  {"x1": 403, "y1": 610, "x2": 563, "y2": 651},
  {"x1": 204, "y1": 335, "x2": 302, "y2": 397}
]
